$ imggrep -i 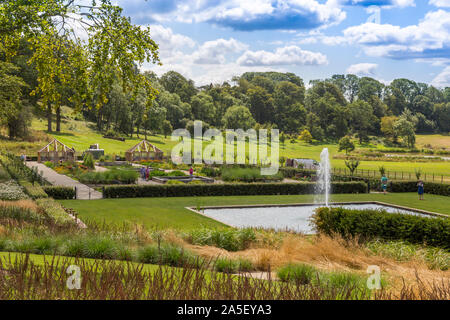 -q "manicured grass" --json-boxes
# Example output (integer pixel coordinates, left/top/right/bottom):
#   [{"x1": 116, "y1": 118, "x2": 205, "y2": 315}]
[{"x1": 60, "y1": 193, "x2": 450, "y2": 231}]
